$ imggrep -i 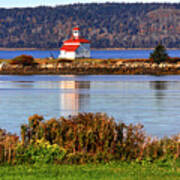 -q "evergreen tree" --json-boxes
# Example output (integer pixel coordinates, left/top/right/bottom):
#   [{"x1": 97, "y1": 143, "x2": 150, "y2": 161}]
[{"x1": 150, "y1": 44, "x2": 169, "y2": 64}]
